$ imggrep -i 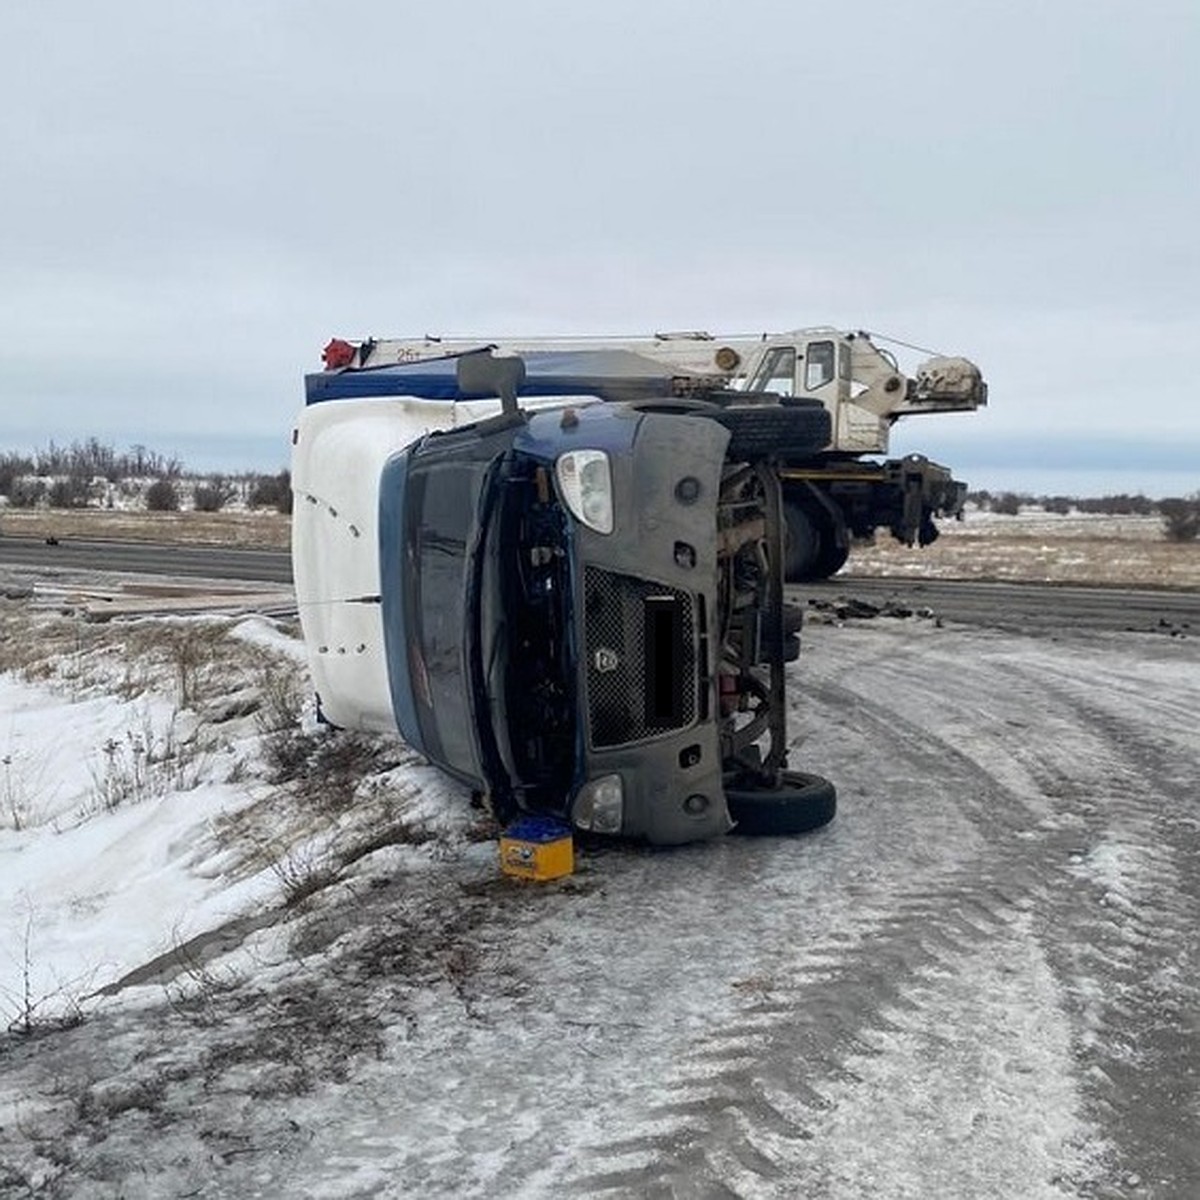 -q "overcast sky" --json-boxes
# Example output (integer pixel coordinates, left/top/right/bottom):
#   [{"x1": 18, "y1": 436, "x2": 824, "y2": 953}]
[{"x1": 2, "y1": 1, "x2": 1197, "y2": 484}]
